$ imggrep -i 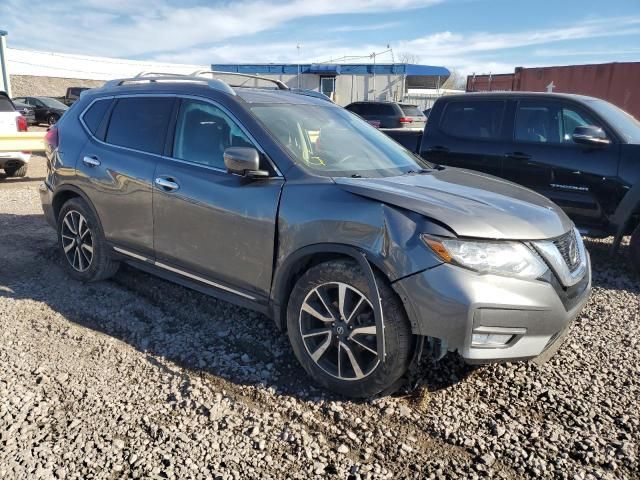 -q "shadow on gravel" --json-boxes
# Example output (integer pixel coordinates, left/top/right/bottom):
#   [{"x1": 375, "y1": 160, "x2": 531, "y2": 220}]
[{"x1": 0, "y1": 210, "x2": 637, "y2": 405}]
